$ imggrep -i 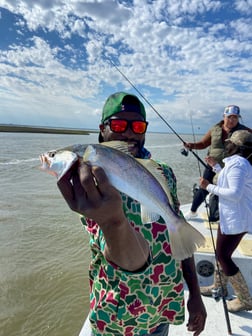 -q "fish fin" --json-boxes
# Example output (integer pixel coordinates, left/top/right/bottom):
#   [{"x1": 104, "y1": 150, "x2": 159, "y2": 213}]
[
  {"x1": 101, "y1": 141, "x2": 133, "y2": 156},
  {"x1": 141, "y1": 205, "x2": 160, "y2": 223},
  {"x1": 168, "y1": 218, "x2": 206, "y2": 260},
  {"x1": 136, "y1": 158, "x2": 174, "y2": 206}
]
